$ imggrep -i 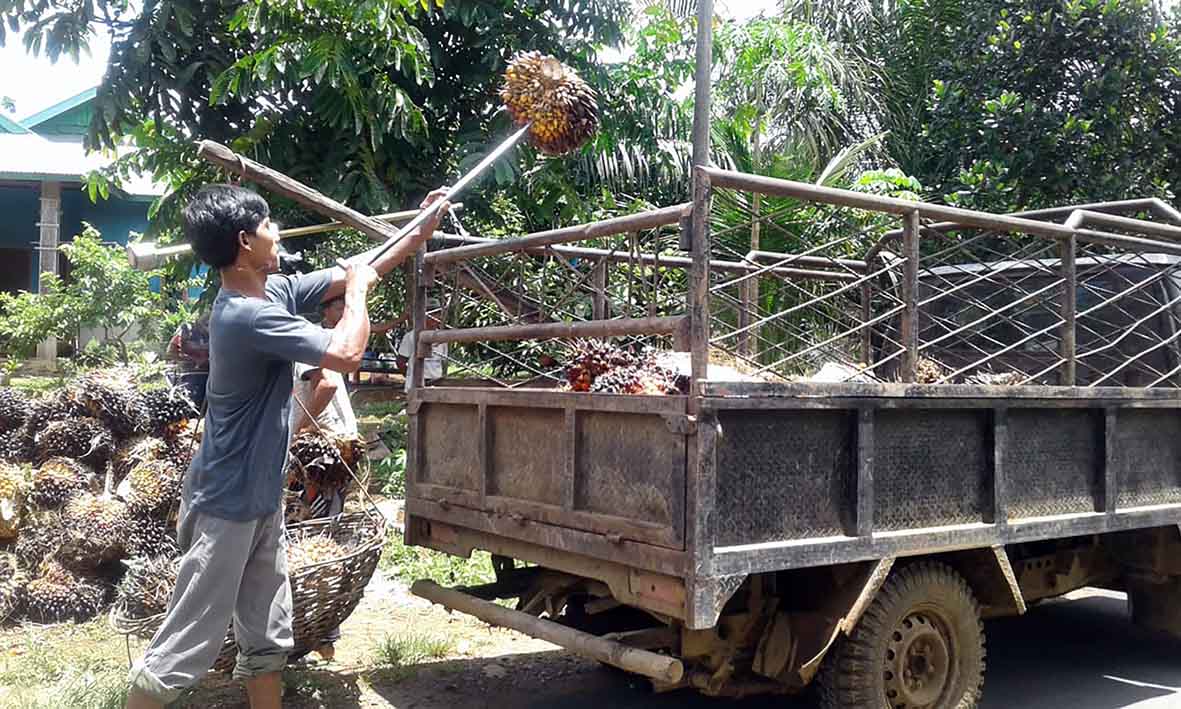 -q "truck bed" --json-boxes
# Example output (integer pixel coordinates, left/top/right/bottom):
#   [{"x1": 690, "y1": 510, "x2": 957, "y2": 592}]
[{"x1": 405, "y1": 381, "x2": 1181, "y2": 628}]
